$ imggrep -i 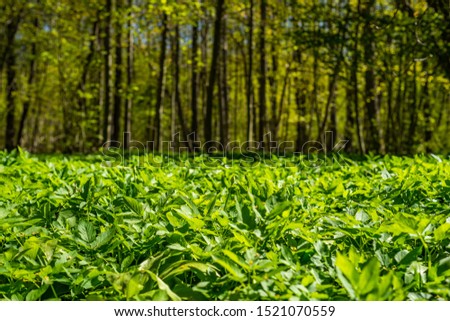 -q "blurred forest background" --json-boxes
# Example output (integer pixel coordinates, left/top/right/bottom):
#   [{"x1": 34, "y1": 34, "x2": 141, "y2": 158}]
[{"x1": 1, "y1": 0, "x2": 449, "y2": 154}]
